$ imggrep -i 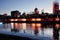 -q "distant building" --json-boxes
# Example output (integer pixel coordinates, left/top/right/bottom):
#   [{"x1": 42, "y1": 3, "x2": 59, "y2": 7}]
[
  {"x1": 11, "y1": 10, "x2": 20, "y2": 17},
  {"x1": 3, "y1": 13, "x2": 7, "y2": 16},
  {"x1": 53, "y1": 1, "x2": 59, "y2": 14},
  {"x1": 34, "y1": 8, "x2": 39, "y2": 14}
]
